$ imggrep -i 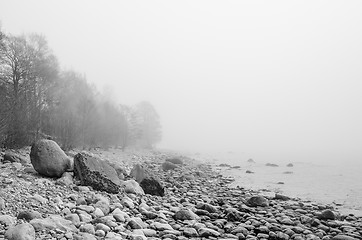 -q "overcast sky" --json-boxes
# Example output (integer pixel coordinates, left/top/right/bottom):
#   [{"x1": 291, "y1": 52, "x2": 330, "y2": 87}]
[{"x1": 1, "y1": 1, "x2": 362, "y2": 163}]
